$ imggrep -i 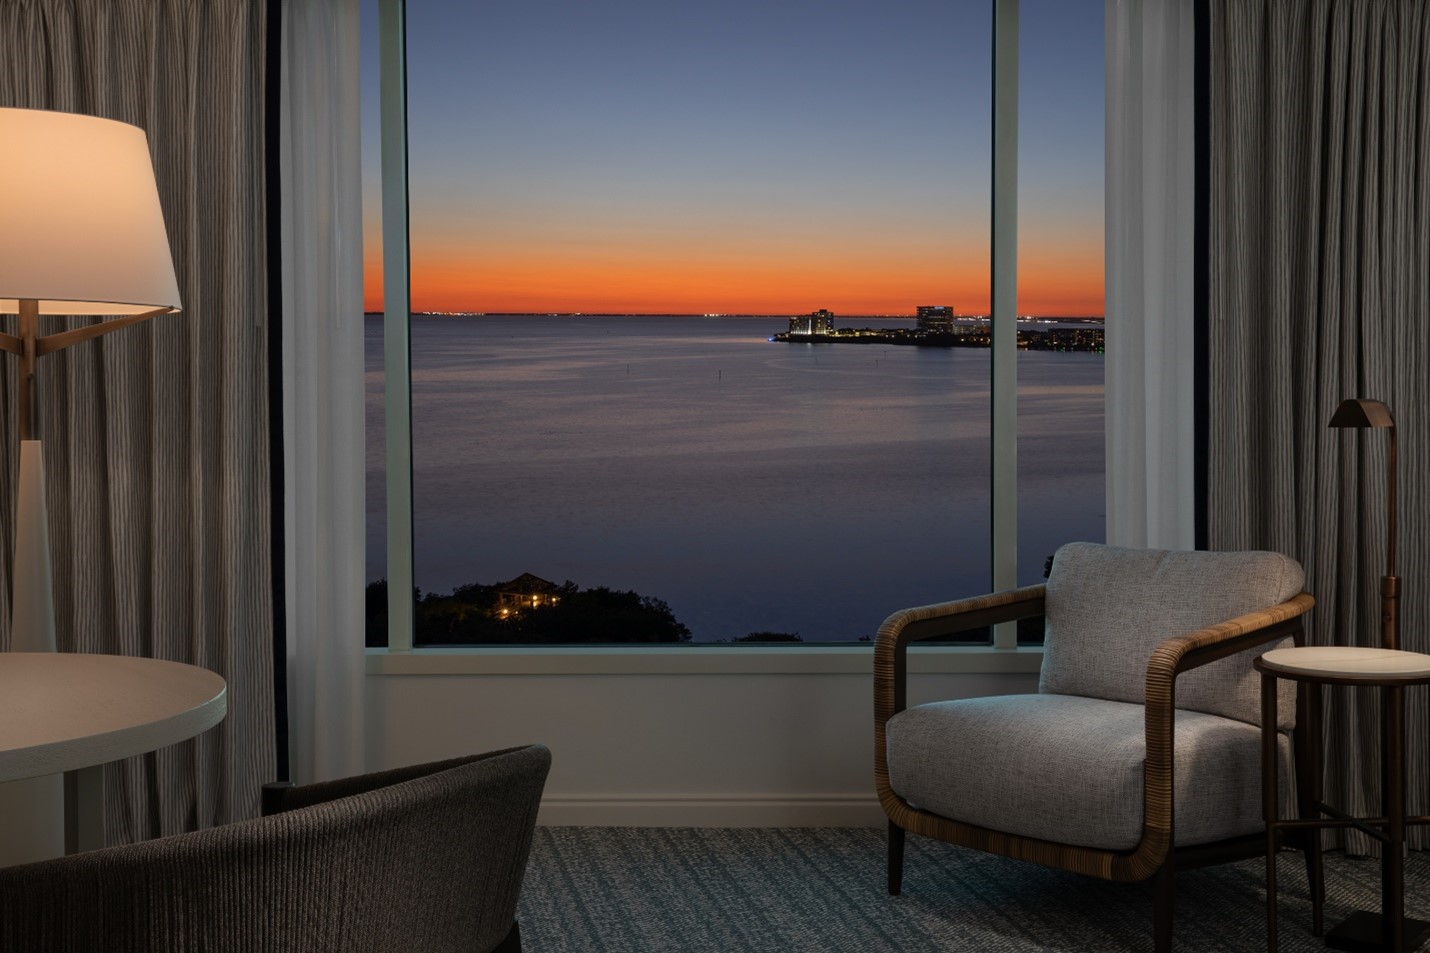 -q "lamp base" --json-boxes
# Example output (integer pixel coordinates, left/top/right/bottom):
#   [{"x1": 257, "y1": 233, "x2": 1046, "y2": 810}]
[
  {"x1": 11, "y1": 439, "x2": 56, "y2": 652},
  {"x1": 1326, "y1": 911, "x2": 1430, "y2": 953},
  {"x1": 0, "y1": 443, "x2": 63, "y2": 863}
]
